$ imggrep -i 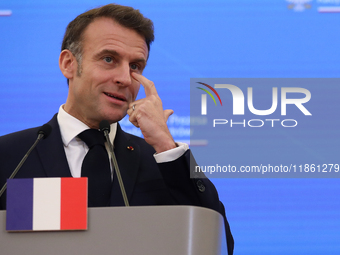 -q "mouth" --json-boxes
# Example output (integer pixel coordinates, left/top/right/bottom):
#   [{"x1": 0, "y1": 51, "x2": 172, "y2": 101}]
[{"x1": 104, "y1": 92, "x2": 126, "y2": 102}]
